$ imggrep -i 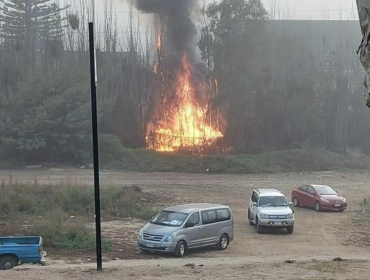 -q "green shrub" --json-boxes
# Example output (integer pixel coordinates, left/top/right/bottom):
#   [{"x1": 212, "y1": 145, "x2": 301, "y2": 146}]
[
  {"x1": 345, "y1": 149, "x2": 369, "y2": 169},
  {"x1": 28, "y1": 209, "x2": 111, "y2": 251},
  {"x1": 0, "y1": 183, "x2": 155, "y2": 220},
  {"x1": 106, "y1": 148, "x2": 370, "y2": 174},
  {"x1": 54, "y1": 225, "x2": 111, "y2": 251},
  {"x1": 99, "y1": 134, "x2": 125, "y2": 164}
]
